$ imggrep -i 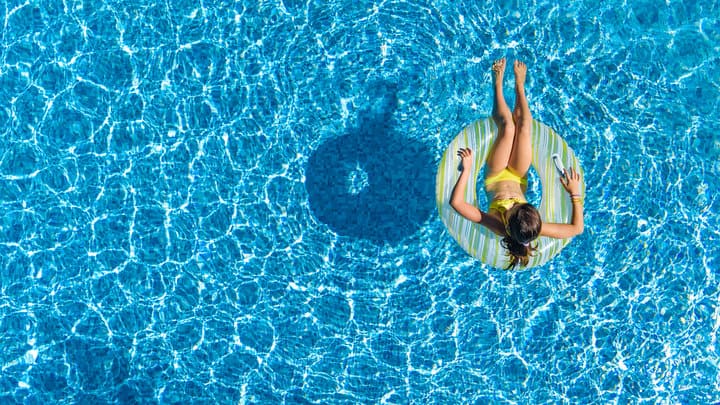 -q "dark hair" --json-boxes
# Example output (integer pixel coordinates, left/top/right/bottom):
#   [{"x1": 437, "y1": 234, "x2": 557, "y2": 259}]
[{"x1": 501, "y1": 203, "x2": 542, "y2": 269}]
